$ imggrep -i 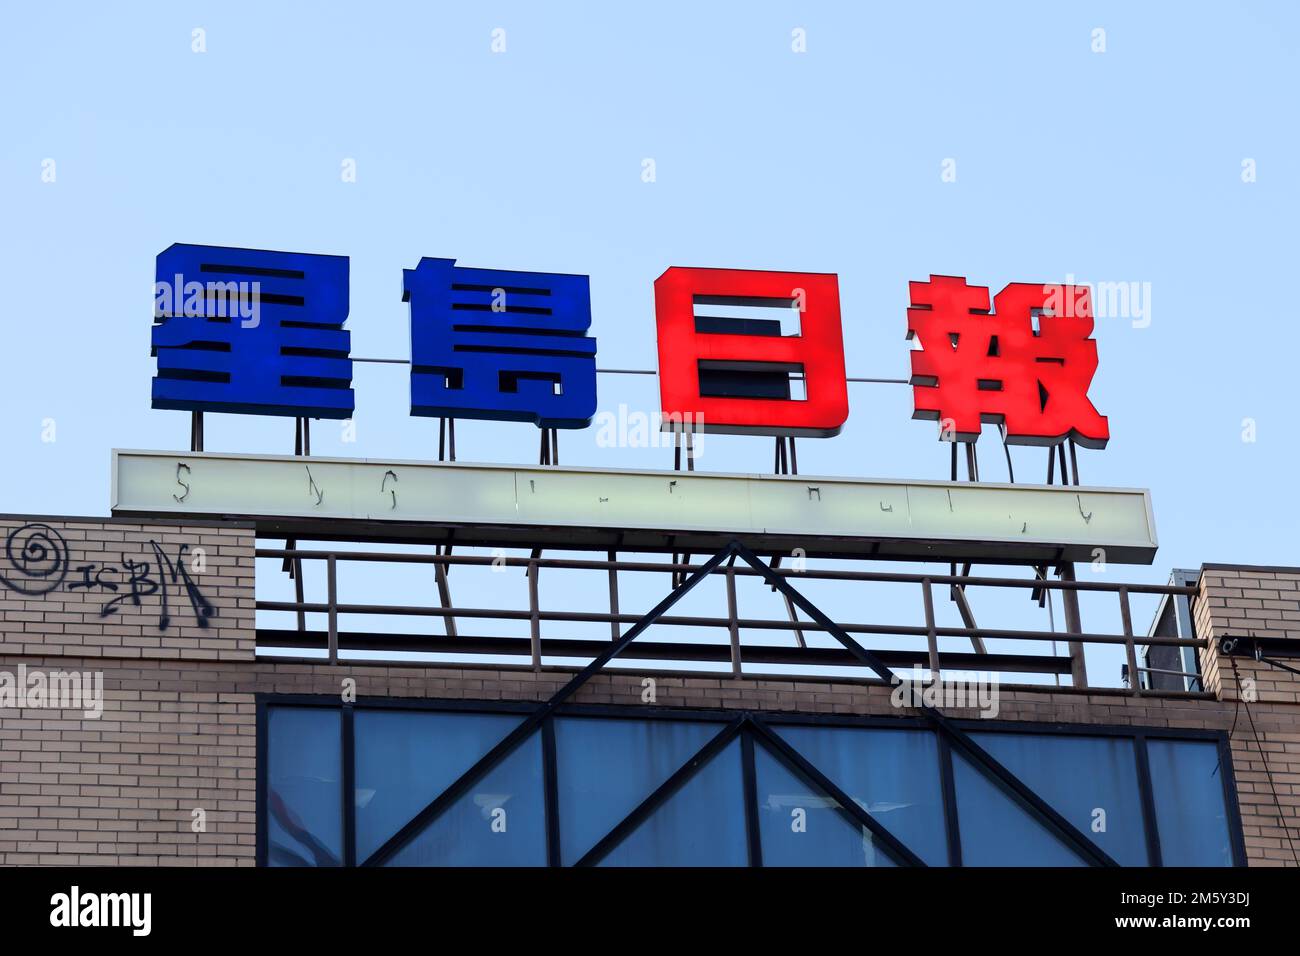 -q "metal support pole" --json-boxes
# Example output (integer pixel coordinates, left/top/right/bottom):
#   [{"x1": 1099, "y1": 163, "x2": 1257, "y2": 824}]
[
  {"x1": 292, "y1": 541, "x2": 306, "y2": 634},
  {"x1": 436, "y1": 417, "x2": 458, "y2": 461},
  {"x1": 950, "y1": 569, "x2": 988, "y2": 655},
  {"x1": 1119, "y1": 586, "x2": 1140, "y2": 696},
  {"x1": 782, "y1": 593, "x2": 807, "y2": 649},
  {"x1": 1060, "y1": 564, "x2": 1087, "y2": 687},
  {"x1": 326, "y1": 554, "x2": 338, "y2": 664},
  {"x1": 528, "y1": 557, "x2": 541, "y2": 671},
  {"x1": 537, "y1": 427, "x2": 560, "y2": 465},
  {"x1": 607, "y1": 550, "x2": 620, "y2": 641},
  {"x1": 190, "y1": 411, "x2": 204, "y2": 452},
  {"x1": 922, "y1": 577, "x2": 941, "y2": 677},
  {"x1": 288, "y1": 418, "x2": 308, "y2": 633},
  {"x1": 725, "y1": 566, "x2": 742, "y2": 678},
  {"x1": 434, "y1": 547, "x2": 457, "y2": 638}
]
